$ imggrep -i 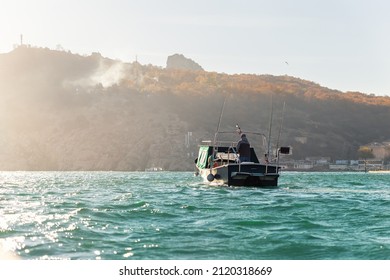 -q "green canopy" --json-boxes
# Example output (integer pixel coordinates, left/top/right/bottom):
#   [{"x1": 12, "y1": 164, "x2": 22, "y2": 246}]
[{"x1": 196, "y1": 146, "x2": 211, "y2": 169}]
